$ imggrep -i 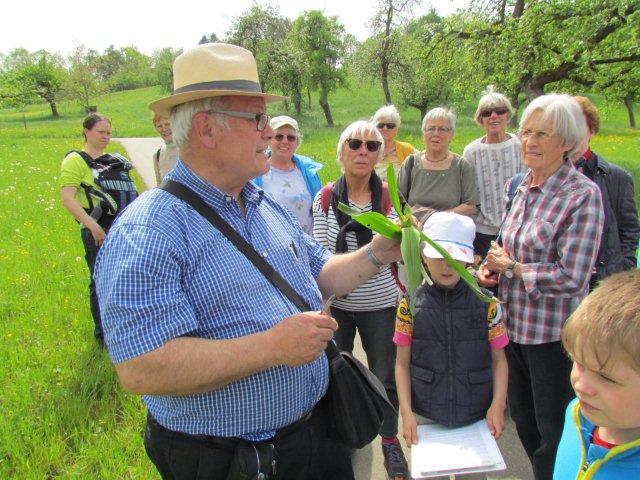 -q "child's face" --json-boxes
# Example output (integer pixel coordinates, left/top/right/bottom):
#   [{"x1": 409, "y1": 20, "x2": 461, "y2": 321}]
[
  {"x1": 571, "y1": 347, "x2": 640, "y2": 443},
  {"x1": 423, "y1": 256, "x2": 465, "y2": 288}
]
